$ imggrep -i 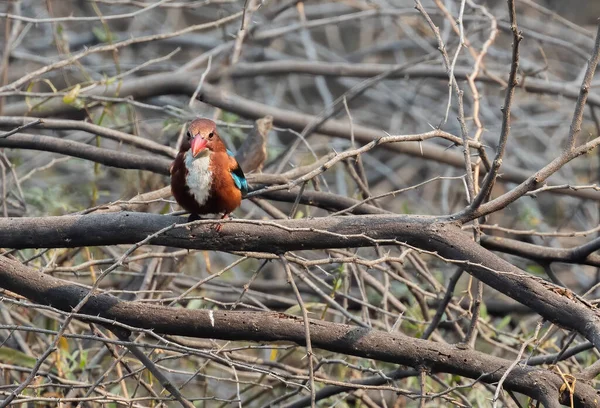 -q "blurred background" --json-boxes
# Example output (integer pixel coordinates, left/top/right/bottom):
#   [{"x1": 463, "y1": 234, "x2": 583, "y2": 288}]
[{"x1": 1, "y1": 1, "x2": 600, "y2": 406}]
